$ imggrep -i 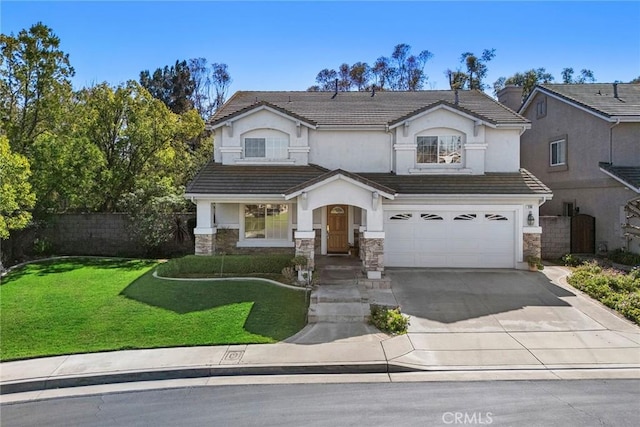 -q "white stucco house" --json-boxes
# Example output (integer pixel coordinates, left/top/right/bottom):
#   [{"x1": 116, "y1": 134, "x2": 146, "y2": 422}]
[{"x1": 186, "y1": 90, "x2": 552, "y2": 278}]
